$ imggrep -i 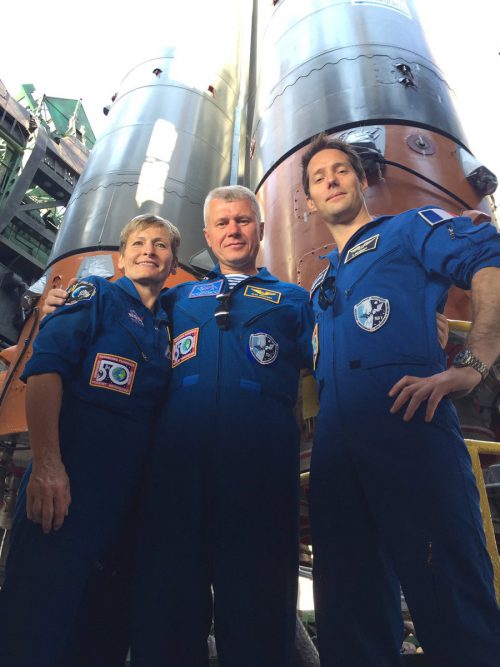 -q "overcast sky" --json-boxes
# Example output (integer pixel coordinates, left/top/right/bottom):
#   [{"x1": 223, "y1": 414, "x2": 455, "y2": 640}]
[{"x1": 1, "y1": 0, "x2": 499, "y2": 189}]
